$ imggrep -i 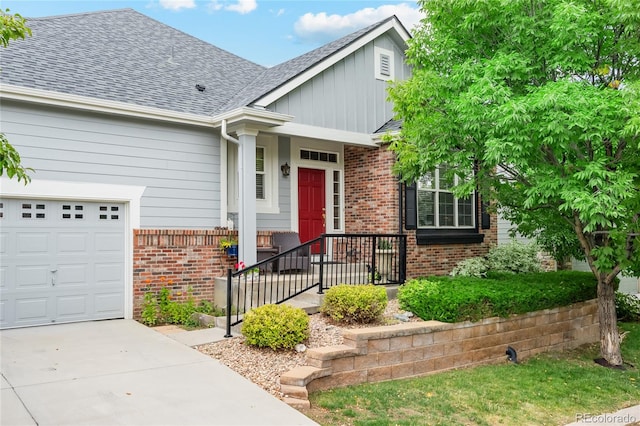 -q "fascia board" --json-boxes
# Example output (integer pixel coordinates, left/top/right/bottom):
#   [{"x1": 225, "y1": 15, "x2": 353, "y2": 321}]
[
  {"x1": 253, "y1": 19, "x2": 410, "y2": 108},
  {"x1": 0, "y1": 84, "x2": 214, "y2": 127},
  {"x1": 262, "y1": 122, "x2": 378, "y2": 147},
  {"x1": 210, "y1": 107, "x2": 294, "y2": 129}
]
